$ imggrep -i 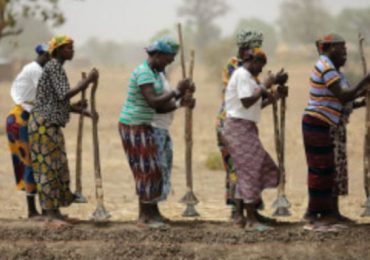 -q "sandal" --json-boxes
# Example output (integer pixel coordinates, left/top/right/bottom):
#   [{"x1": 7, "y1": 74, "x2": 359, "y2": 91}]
[
  {"x1": 245, "y1": 223, "x2": 273, "y2": 232},
  {"x1": 303, "y1": 223, "x2": 339, "y2": 232}
]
